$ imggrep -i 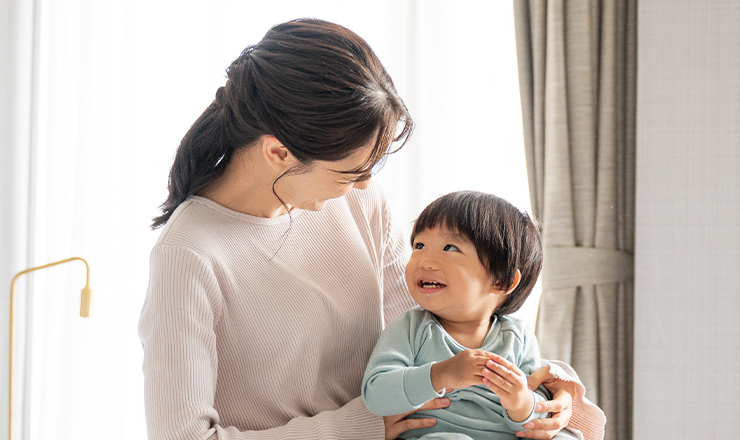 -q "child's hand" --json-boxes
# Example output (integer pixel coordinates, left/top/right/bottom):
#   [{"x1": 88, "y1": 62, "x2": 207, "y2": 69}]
[
  {"x1": 481, "y1": 353, "x2": 534, "y2": 422},
  {"x1": 430, "y1": 349, "x2": 492, "y2": 392}
]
